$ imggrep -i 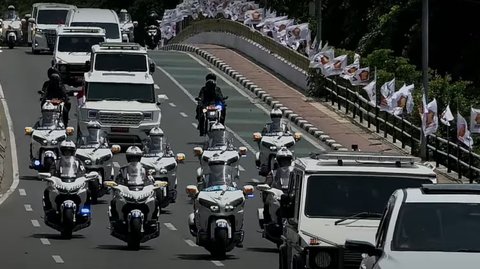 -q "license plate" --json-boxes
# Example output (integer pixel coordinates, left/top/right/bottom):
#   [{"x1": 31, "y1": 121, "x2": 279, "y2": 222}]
[{"x1": 111, "y1": 127, "x2": 129, "y2": 133}]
